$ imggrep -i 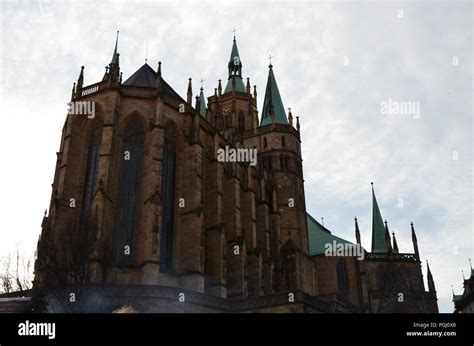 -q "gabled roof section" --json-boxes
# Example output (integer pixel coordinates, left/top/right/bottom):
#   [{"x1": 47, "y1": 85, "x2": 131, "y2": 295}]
[
  {"x1": 260, "y1": 64, "x2": 288, "y2": 126},
  {"x1": 307, "y1": 213, "x2": 354, "y2": 256},
  {"x1": 123, "y1": 63, "x2": 156, "y2": 88},
  {"x1": 122, "y1": 63, "x2": 185, "y2": 102}
]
